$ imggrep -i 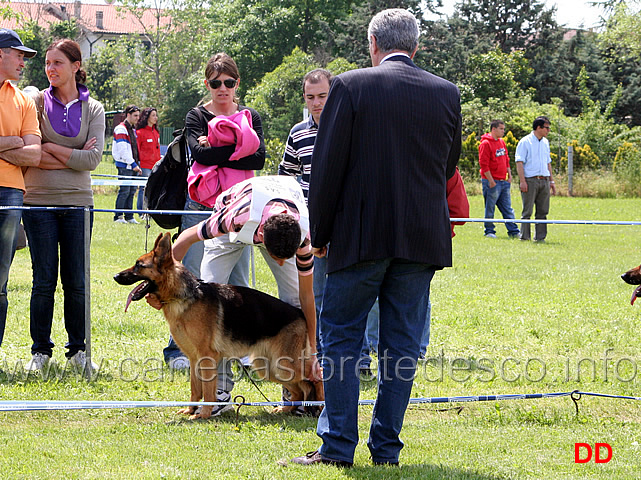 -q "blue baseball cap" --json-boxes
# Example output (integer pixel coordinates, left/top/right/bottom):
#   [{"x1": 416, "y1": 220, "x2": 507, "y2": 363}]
[{"x1": 0, "y1": 29, "x2": 37, "y2": 58}]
